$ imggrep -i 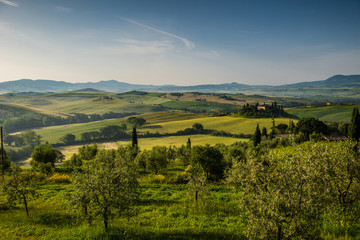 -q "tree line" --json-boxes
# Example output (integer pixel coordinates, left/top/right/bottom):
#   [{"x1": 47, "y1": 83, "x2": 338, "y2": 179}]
[
  {"x1": 235, "y1": 102, "x2": 296, "y2": 118},
  {"x1": 3, "y1": 111, "x2": 137, "y2": 133}
]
